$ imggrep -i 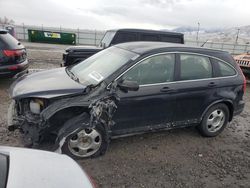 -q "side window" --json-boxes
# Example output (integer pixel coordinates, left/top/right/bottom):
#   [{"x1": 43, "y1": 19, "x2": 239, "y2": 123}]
[
  {"x1": 214, "y1": 59, "x2": 236, "y2": 77},
  {"x1": 113, "y1": 33, "x2": 137, "y2": 44},
  {"x1": 123, "y1": 54, "x2": 175, "y2": 85},
  {"x1": 141, "y1": 34, "x2": 159, "y2": 41},
  {"x1": 180, "y1": 54, "x2": 212, "y2": 80},
  {"x1": 161, "y1": 35, "x2": 182, "y2": 43}
]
